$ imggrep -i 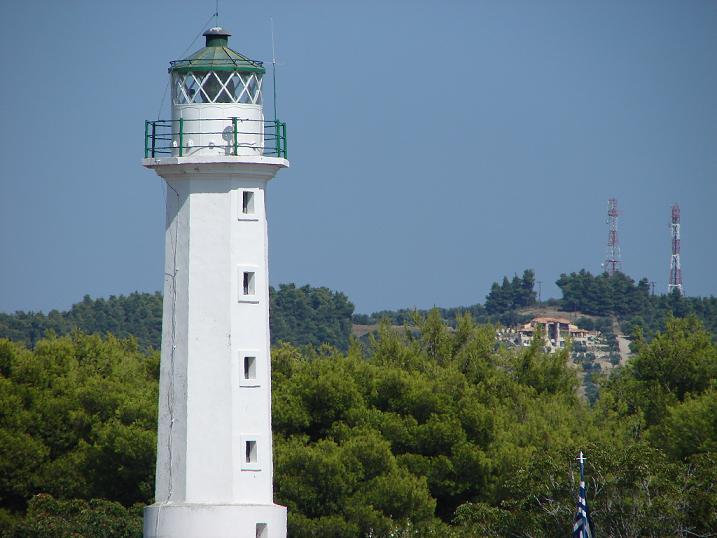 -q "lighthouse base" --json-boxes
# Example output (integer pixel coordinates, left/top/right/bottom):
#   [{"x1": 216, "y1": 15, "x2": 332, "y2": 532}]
[{"x1": 143, "y1": 502, "x2": 286, "y2": 538}]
